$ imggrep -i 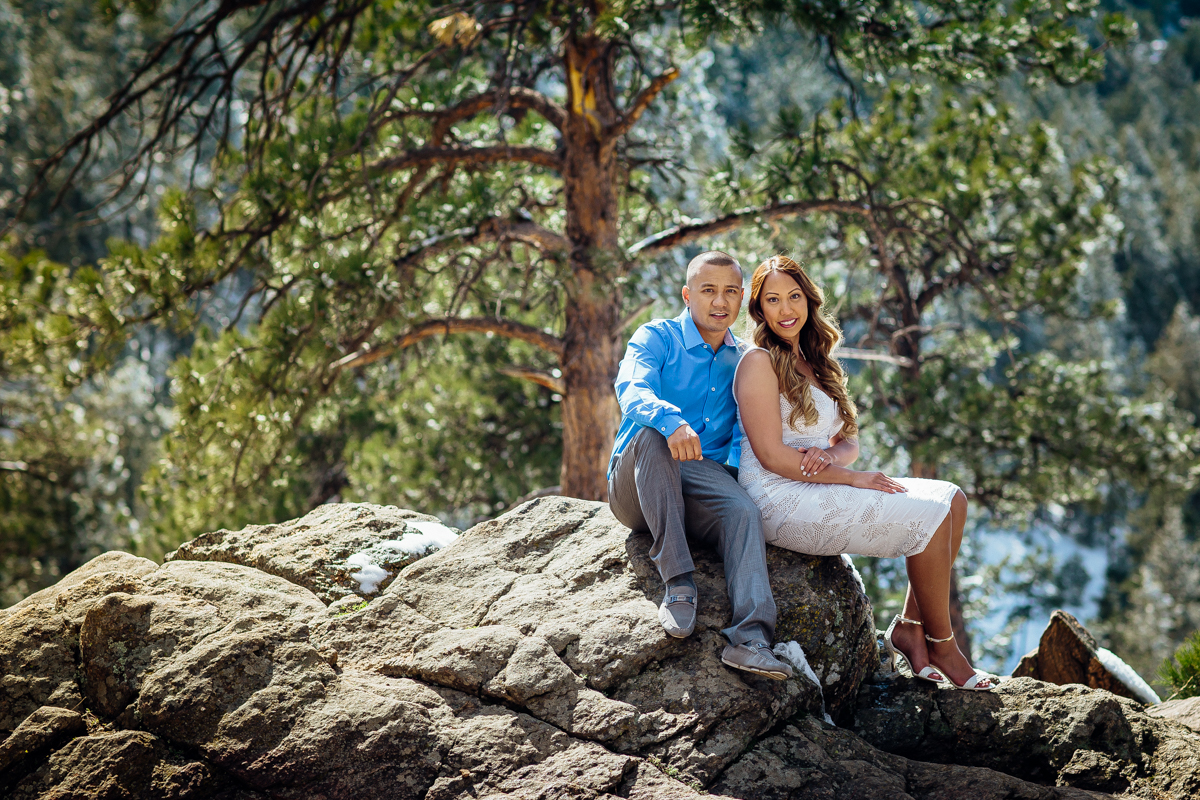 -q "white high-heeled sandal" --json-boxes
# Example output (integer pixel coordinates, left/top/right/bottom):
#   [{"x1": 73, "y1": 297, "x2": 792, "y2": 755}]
[
  {"x1": 882, "y1": 615, "x2": 944, "y2": 684},
  {"x1": 924, "y1": 630, "x2": 994, "y2": 691}
]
